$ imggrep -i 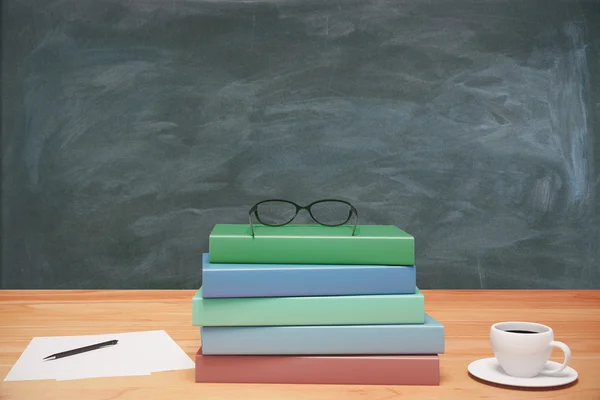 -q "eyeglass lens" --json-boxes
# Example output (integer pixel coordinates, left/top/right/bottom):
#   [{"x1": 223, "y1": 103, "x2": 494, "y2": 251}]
[
  {"x1": 307, "y1": 200, "x2": 353, "y2": 226},
  {"x1": 255, "y1": 201, "x2": 297, "y2": 226}
]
